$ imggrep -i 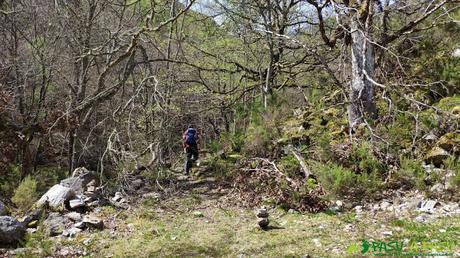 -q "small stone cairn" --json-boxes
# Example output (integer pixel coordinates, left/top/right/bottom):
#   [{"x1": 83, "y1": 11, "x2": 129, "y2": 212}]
[{"x1": 257, "y1": 206, "x2": 269, "y2": 229}]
